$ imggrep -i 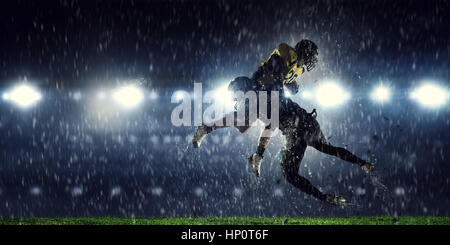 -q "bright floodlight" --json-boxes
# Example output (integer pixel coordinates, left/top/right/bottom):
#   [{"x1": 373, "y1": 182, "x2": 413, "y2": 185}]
[
  {"x1": 214, "y1": 84, "x2": 235, "y2": 110},
  {"x1": 370, "y1": 85, "x2": 391, "y2": 103},
  {"x1": 410, "y1": 83, "x2": 448, "y2": 107},
  {"x1": 6, "y1": 84, "x2": 42, "y2": 108},
  {"x1": 173, "y1": 90, "x2": 188, "y2": 102},
  {"x1": 113, "y1": 85, "x2": 144, "y2": 108},
  {"x1": 315, "y1": 81, "x2": 349, "y2": 107}
]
